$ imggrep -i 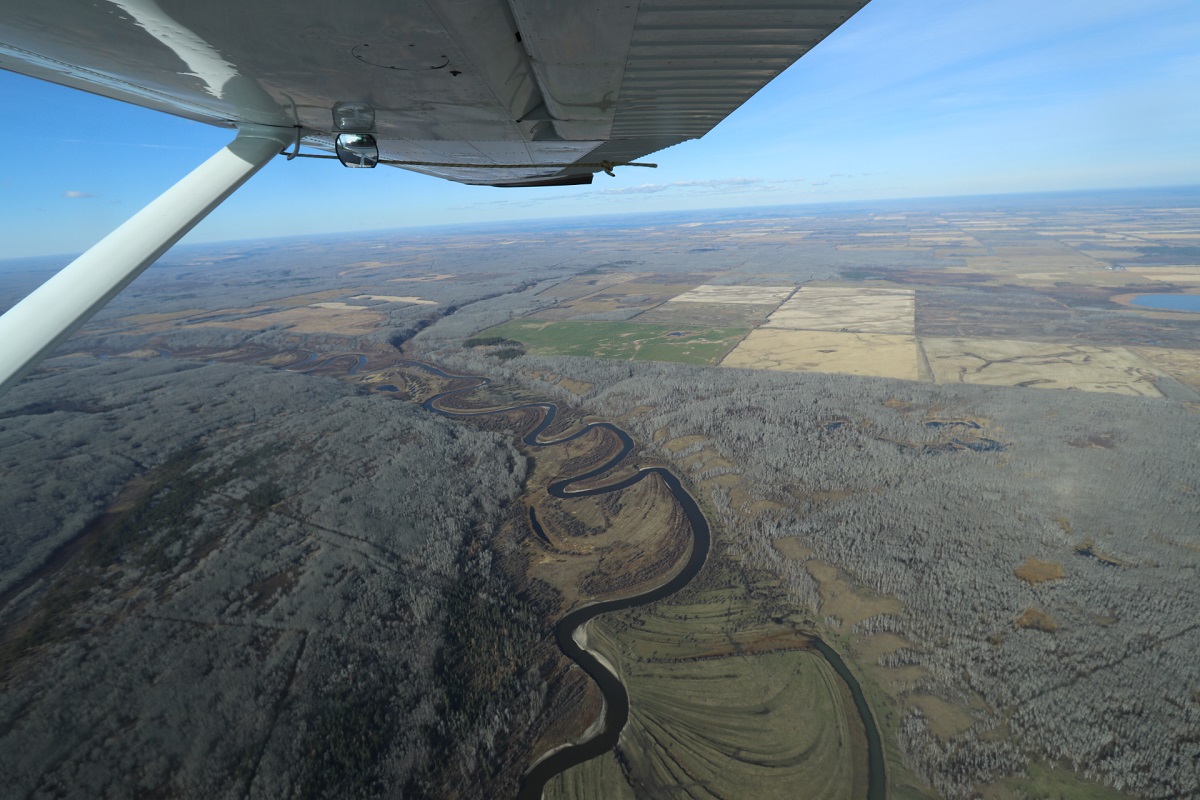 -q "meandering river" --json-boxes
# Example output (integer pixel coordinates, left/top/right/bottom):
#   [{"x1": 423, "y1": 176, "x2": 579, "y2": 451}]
[{"x1": 399, "y1": 359, "x2": 884, "y2": 798}]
